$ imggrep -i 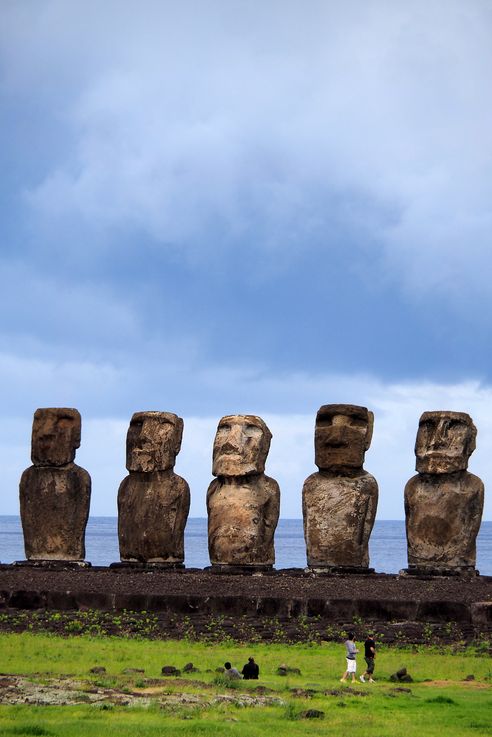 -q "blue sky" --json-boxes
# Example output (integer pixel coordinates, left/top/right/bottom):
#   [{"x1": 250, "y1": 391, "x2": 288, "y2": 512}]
[{"x1": 1, "y1": 0, "x2": 491, "y2": 521}]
